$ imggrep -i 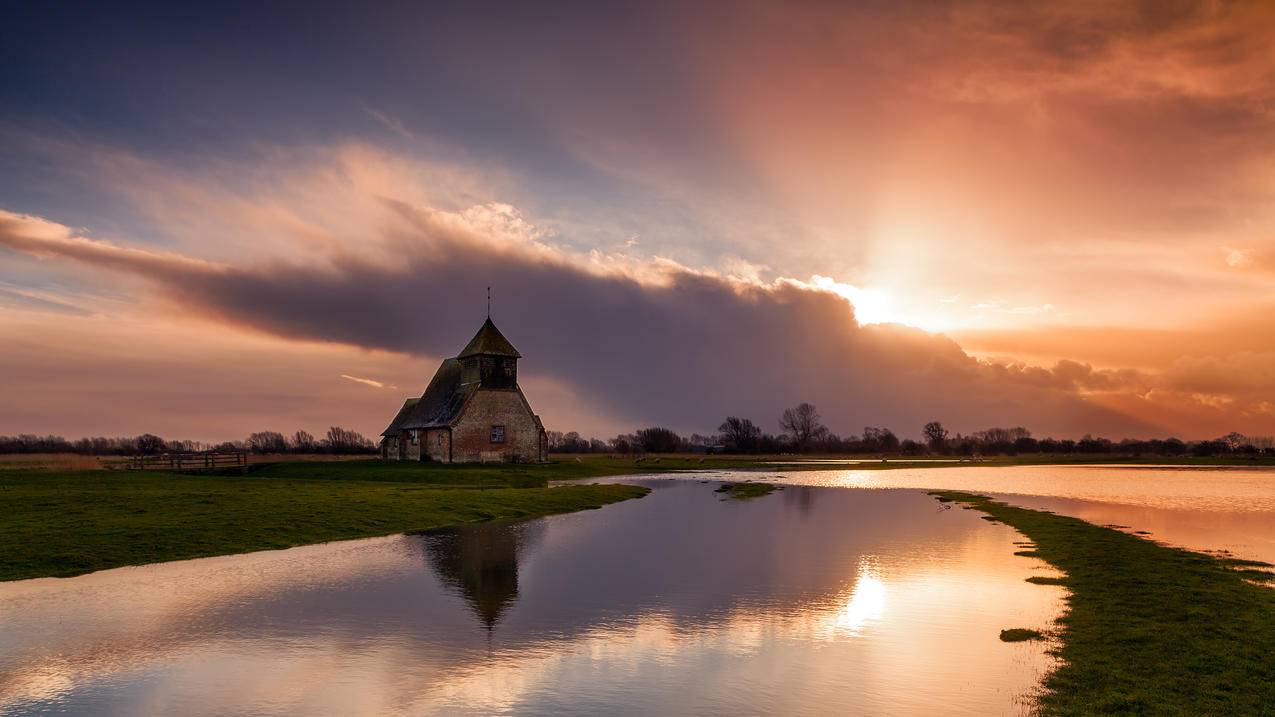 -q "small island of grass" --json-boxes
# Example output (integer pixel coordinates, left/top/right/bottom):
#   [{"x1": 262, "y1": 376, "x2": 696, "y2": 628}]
[
  {"x1": 714, "y1": 482, "x2": 779, "y2": 500},
  {"x1": 999, "y1": 628, "x2": 1045, "y2": 642}
]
